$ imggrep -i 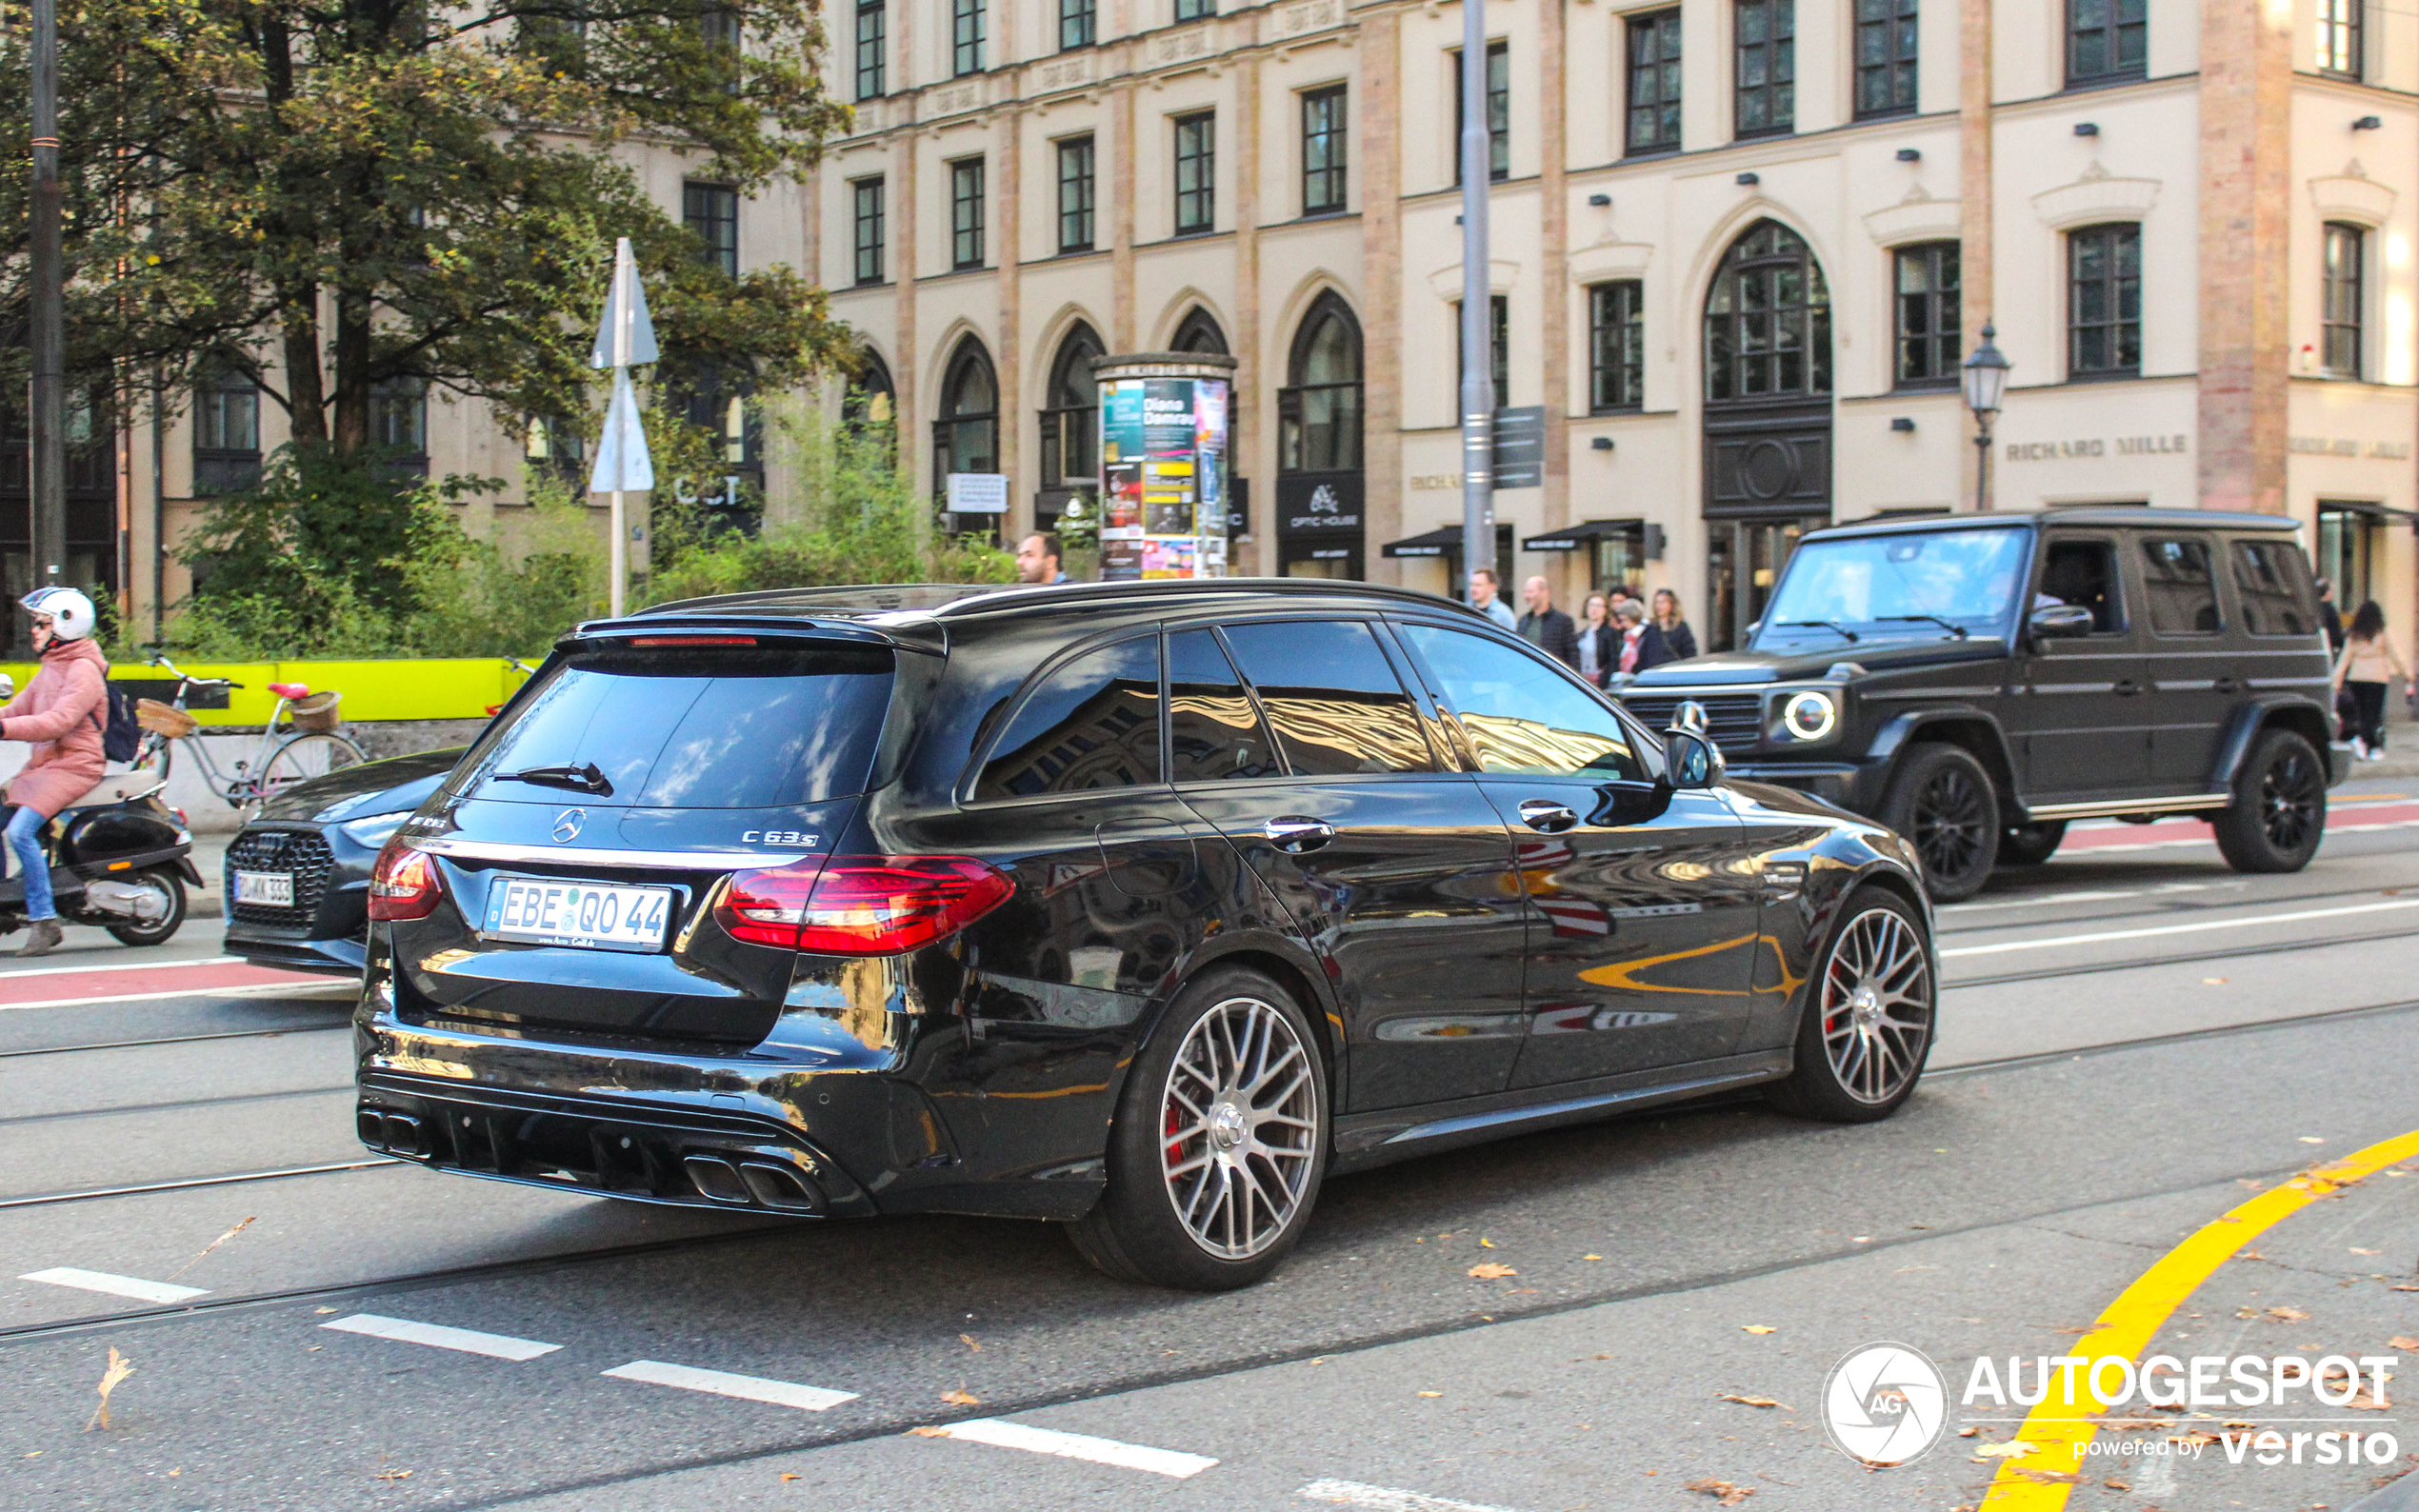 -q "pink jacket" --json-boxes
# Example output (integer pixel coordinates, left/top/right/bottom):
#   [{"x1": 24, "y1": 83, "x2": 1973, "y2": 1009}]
[{"x1": 1, "y1": 638, "x2": 110, "y2": 818}]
